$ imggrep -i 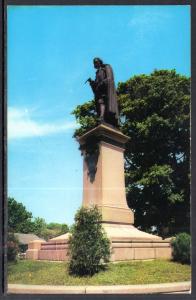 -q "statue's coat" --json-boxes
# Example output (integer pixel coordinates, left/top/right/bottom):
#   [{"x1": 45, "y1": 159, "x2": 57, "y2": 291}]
[{"x1": 104, "y1": 64, "x2": 119, "y2": 120}]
